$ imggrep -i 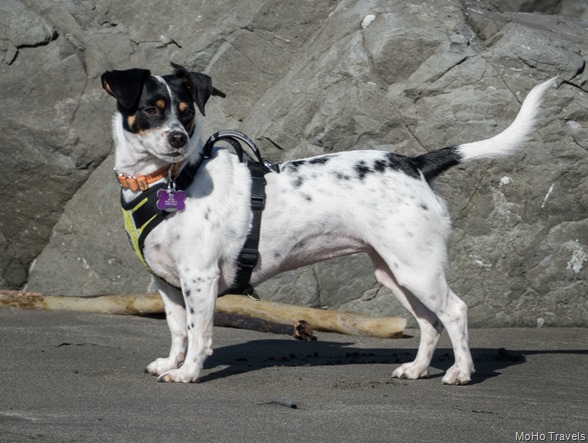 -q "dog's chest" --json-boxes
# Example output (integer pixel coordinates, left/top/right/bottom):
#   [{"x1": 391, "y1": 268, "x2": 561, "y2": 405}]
[{"x1": 141, "y1": 153, "x2": 254, "y2": 287}]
